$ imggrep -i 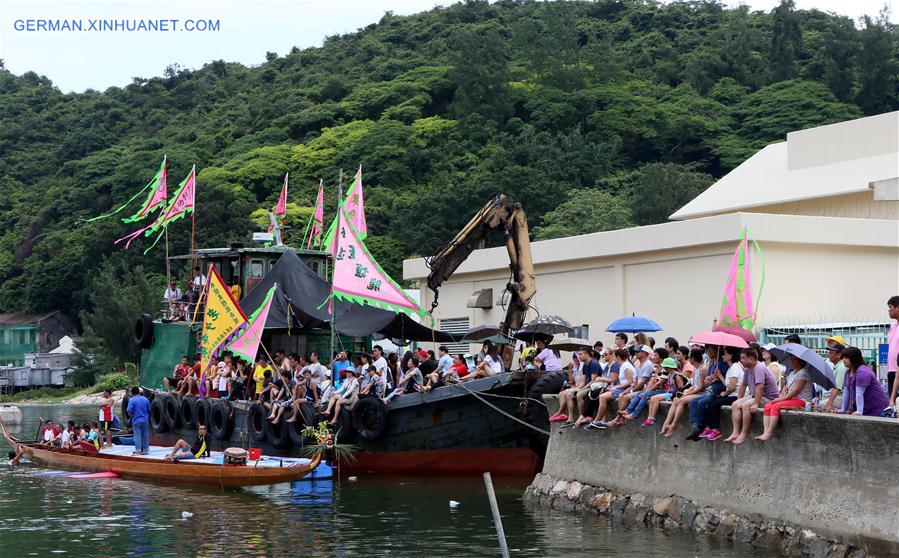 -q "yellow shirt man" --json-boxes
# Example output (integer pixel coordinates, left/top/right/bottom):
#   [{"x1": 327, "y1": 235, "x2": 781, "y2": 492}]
[{"x1": 253, "y1": 363, "x2": 273, "y2": 394}]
